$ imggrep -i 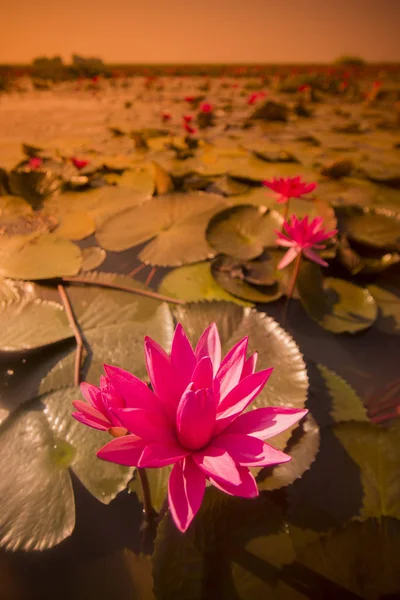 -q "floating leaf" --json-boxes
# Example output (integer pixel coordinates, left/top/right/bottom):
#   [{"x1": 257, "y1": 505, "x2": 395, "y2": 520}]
[
  {"x1": 96, "y1": 192, "x2": 227, "y2": 266},
  {"x1": 0, "y1": 233, "x2": 82, "y2": 280},
  {"x1": 334, "y1": 421, "x2": 400, "y2": 520},
  {"x1": 258, "y1": 415, "x2": 320, "y2": 491},
  {"x1": 297, "y1": 519, "x2": 400, "y2": 600},
  {"x1": 43, "y1": 388, "x2": 132, "y2": 503},
  {"x1": 8, "y1": 168, "x2": 62, "y2": 207},
  {"x1": 158, "y1": 262, "x2": 252, "y2": 306},
  {"x1": 368, "y1": 284, "x2": 400, "y2": 334},
  {"x1": 317, "y1": 364, "x2": 369, "y2": 423},
  {"x1": 53, "y1": 210, "x2": 95, "y2": 241},
  {"x1": 81, "y1": 246, "x2": 107, "y2": 272},
  {"x1": 341, "y1": 207, "x2": 400, "y2": 251},
  {"x1": 151, "y1": 161, "x2": 174, "y2": 195},
  {"x1": 0, "y1": 405, "x2": 75, "y2": 551},
  {"x1": 40, "y1": 272, "x2": 174, "y2": 388},
  {"x1": 211, "y1": 255, "x2": 283, "y2": 303},
  {"x1": 206, "y1": 204, "x2": 281, "y2": 260},
  {"x1": 0, "y1": 299, "x2": 72, "y2": 351},
  {"x1": 297, "y1": 261, "x2": 377, "y2": 333}
]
